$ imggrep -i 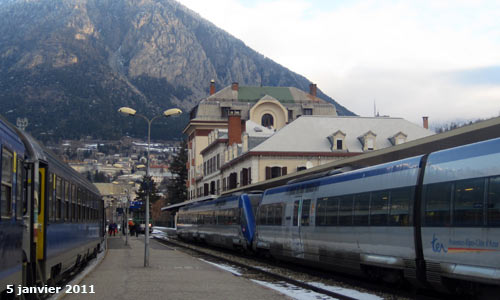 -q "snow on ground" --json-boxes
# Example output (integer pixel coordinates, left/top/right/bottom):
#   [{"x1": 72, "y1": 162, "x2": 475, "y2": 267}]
[
  {"x1": 197, "y1": 260, "x2": 383, "y2": 300},
  {"x1": 251, "y1": 279, "x2": 339, "y2": 300},
  {"x1": 198, "y1": 258, "x2": 242, "y2": 276},
  {"x1": 308, "y1": 282, "x2": 383, "y2": 300}
]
